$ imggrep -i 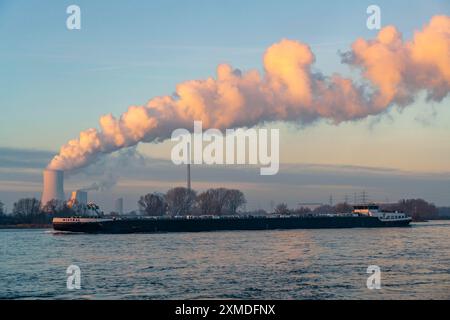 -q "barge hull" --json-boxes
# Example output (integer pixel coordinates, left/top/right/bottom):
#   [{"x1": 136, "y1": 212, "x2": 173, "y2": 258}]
[{"x1": 53, "y1": 216, "x2": 411, "y2": 234}]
